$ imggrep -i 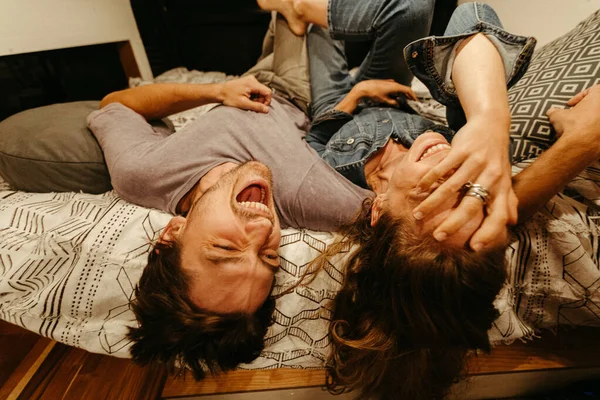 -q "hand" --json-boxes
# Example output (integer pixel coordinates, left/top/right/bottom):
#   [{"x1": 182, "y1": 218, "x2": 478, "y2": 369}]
[
  {"x1": 219, "y1": 75, "x2": 272, "y2": 113},
  {"x1": 412, "y1": 116, "x2": 517, "y2": 251},
  {"x1": 547, "y1": 84, "x2": 600, "y2": 155},
  {"x1": 355, "y1": 79, "x2": 417, "y2": 106}
]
